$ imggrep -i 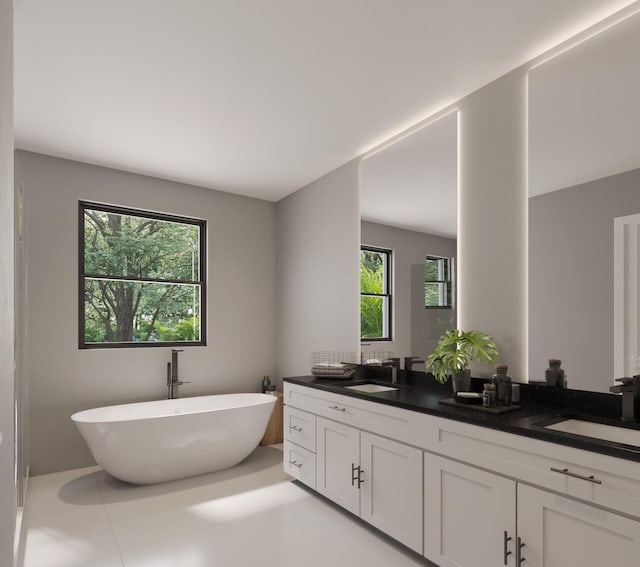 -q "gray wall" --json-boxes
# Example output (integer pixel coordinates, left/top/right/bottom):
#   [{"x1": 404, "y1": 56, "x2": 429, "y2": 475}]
[
  {"x1": 529, "y1": 168, "x2": 640, "y2": 392},
  {"x1": 277, "y1": 161, "x2": 360, "y2": 378},
  {"x1": 458, "y1": 69, "x2": 527, "y2": 380},
  {"x1": 18, "y1": 151, "x2": 278, "y2": 475},
  {"x1": 0, "y1": 0, "x2": 15, "y2": 562},
  {"x1": 361, "y1": 221, "x2": 456, "y2": 360}
]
